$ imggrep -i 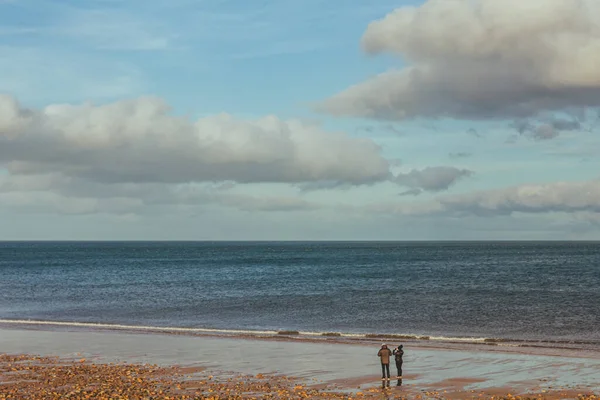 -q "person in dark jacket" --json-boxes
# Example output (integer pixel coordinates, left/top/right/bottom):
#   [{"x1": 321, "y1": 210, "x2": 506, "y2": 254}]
[
  {"x1": 393, "y1": 344, "x2": 404, "y2": 379},
  {"x1": 377, "y1": 344, "x2": 392, "y2": 382}
]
